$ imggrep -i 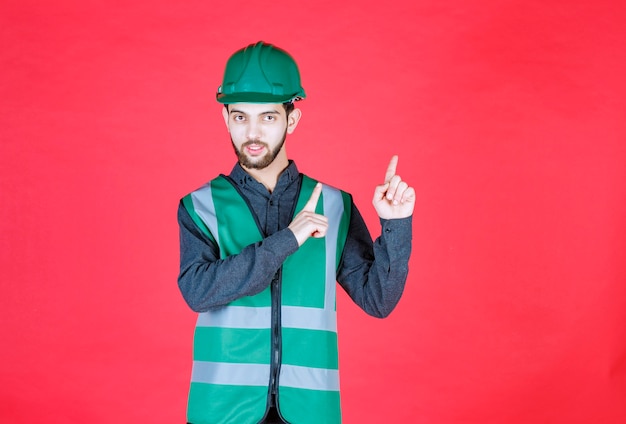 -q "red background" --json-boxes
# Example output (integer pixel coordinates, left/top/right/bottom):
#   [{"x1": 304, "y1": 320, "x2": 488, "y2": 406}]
[{"x1": 2, "y1": 1, "x2": 625, "y2": 423}]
